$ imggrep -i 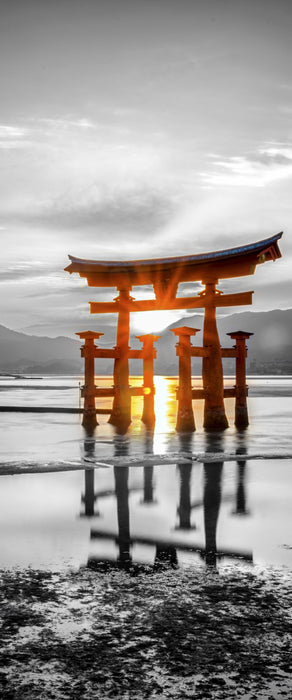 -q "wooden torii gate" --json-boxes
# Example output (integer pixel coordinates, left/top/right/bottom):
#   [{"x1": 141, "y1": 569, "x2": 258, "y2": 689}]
[{"x1": 65, "y1": 232, "x2": 282, "y2": 431}]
